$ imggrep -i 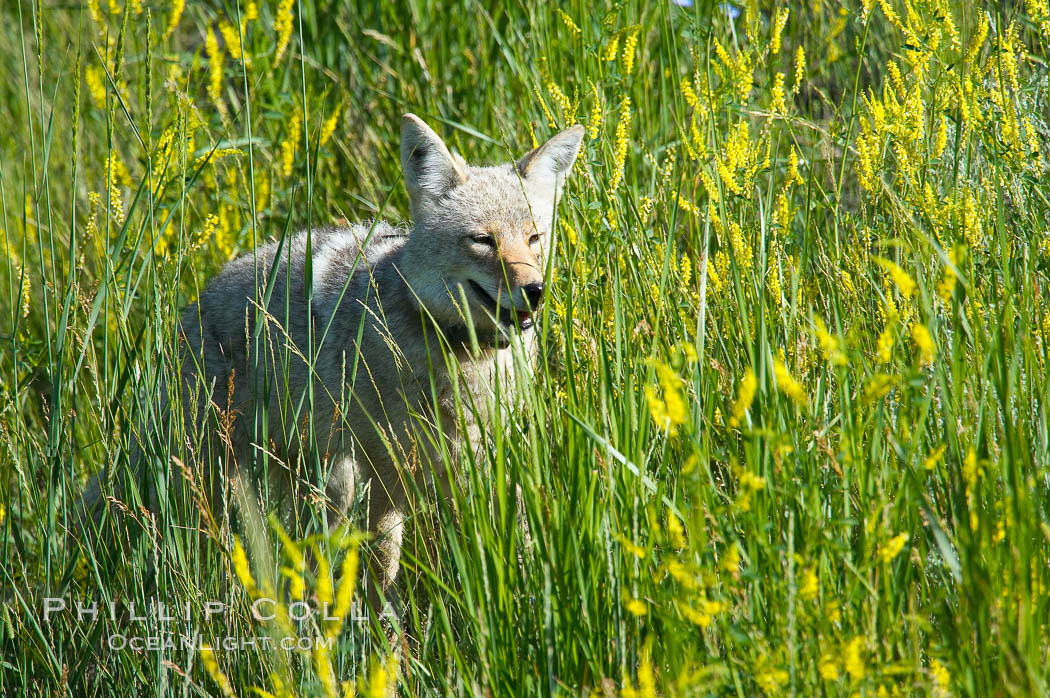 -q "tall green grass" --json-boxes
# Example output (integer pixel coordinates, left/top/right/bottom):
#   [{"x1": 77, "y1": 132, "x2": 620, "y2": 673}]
[{"x1": 3, "y1": 0, "x2": 1050, "y2": 695}]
